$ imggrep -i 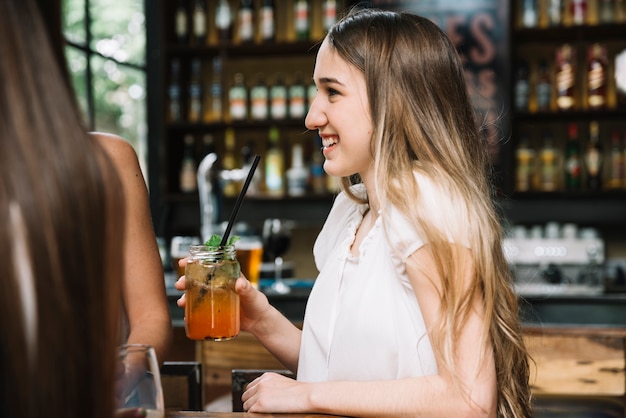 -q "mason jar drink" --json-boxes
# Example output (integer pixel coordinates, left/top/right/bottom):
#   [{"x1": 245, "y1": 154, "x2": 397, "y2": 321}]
[{"x1": 185, "y1": 245, "x2": 240, "y2": 341}]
